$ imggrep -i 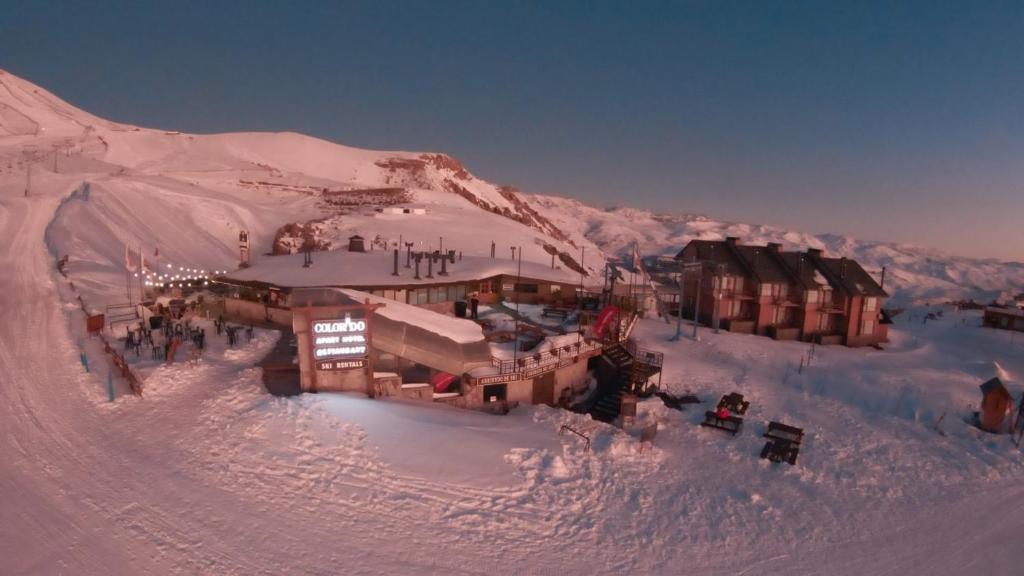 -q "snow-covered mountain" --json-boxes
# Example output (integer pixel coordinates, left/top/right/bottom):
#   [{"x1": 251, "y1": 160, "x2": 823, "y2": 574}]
[
  {"x1": 2, "y1": 68, "x2": 1021, "y2": 307},
  {"x1": 527, "y1": 195, "x2": 1024, "y2": 307}
]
